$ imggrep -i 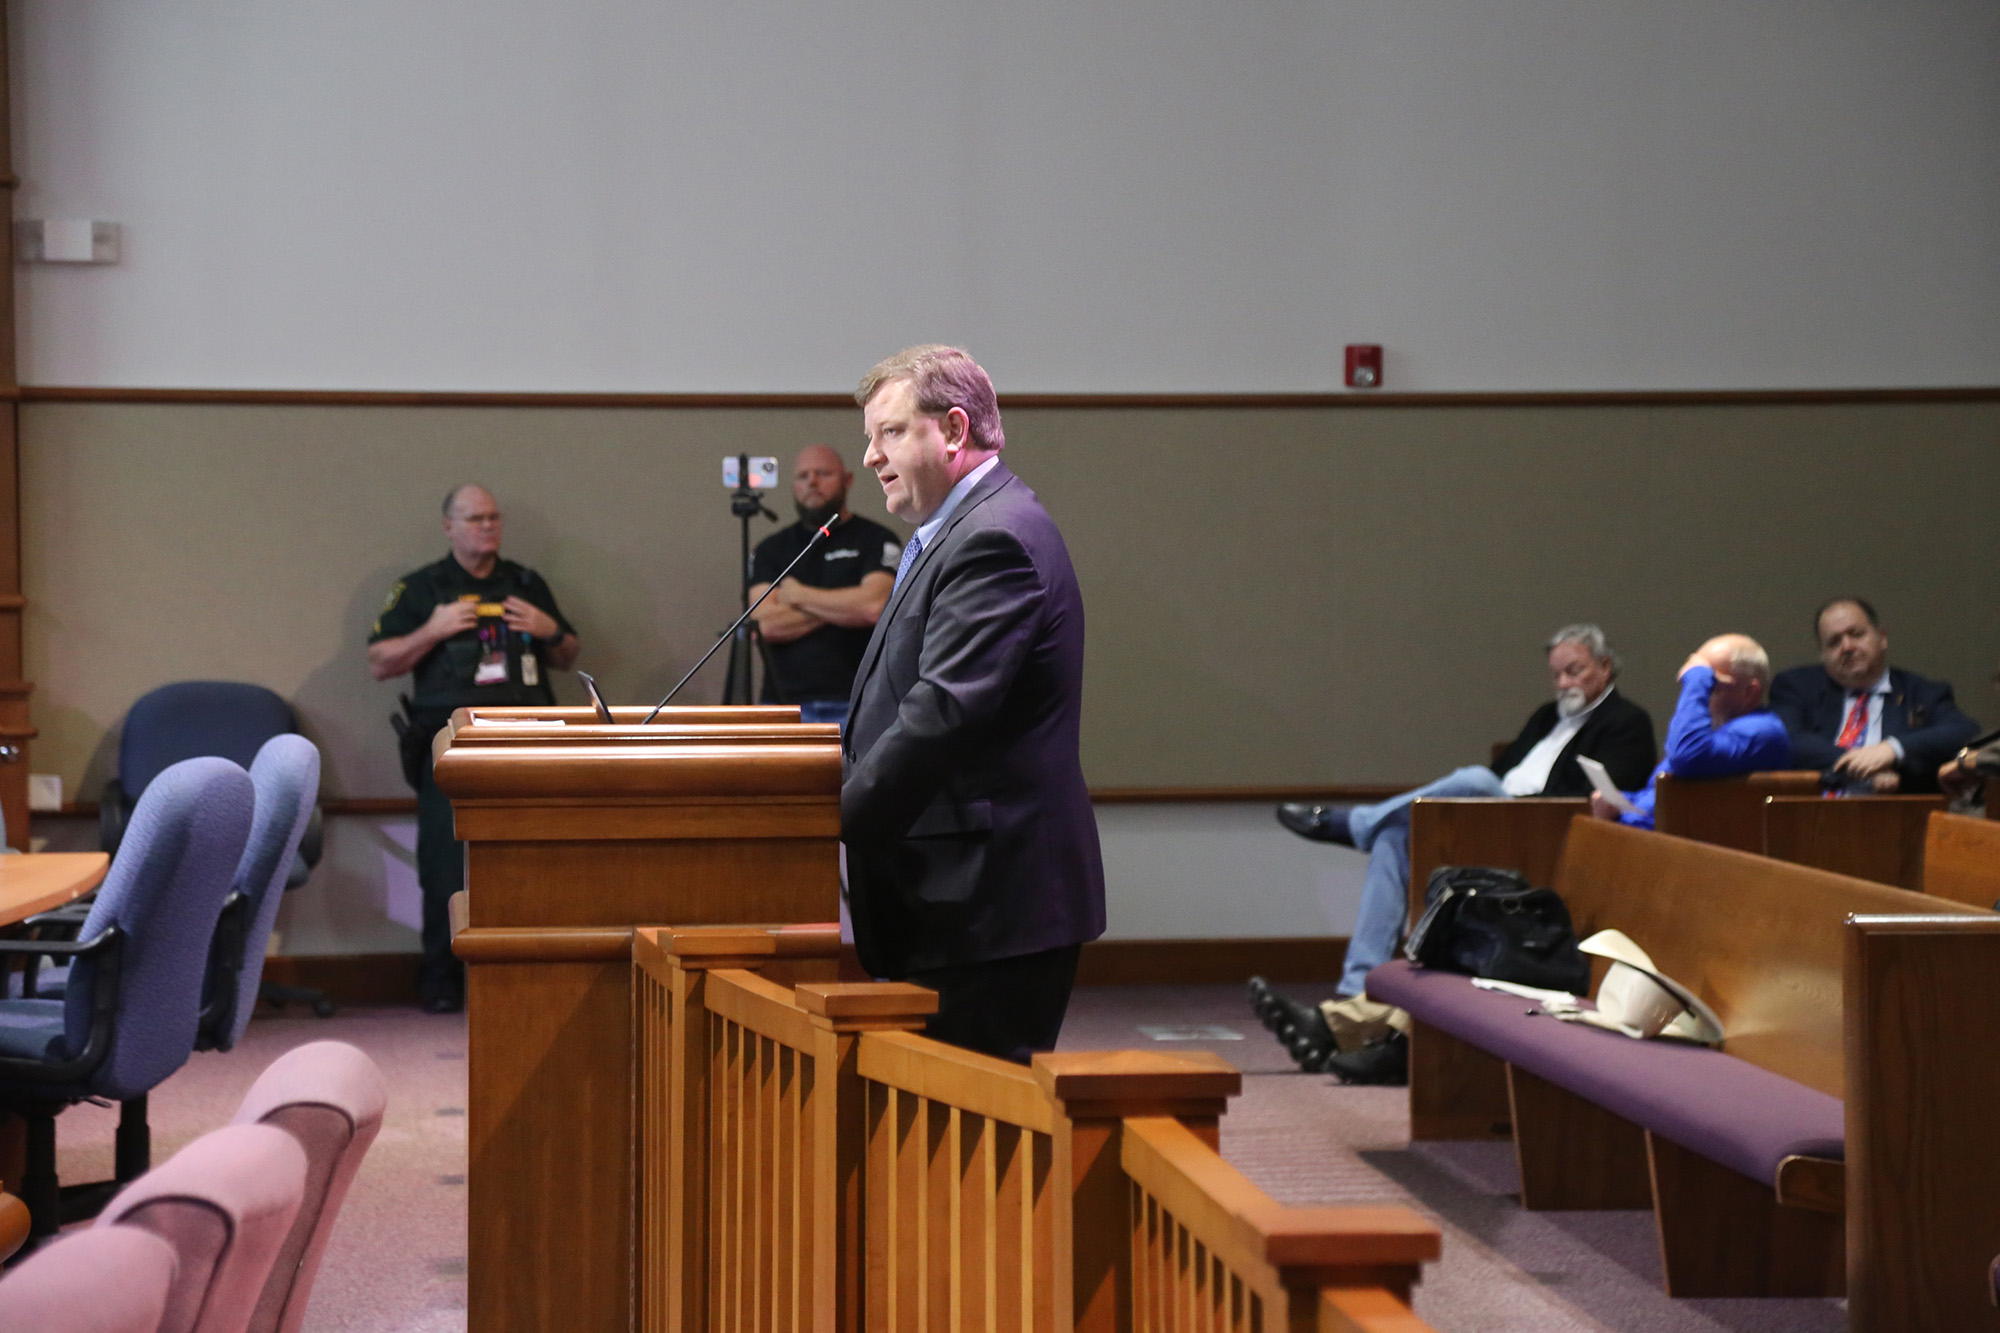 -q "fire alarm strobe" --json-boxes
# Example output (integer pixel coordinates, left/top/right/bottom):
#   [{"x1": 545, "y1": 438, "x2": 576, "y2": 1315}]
[{"x1": 1344, "y1": 344, "x2": 1383, "y2": 390}]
